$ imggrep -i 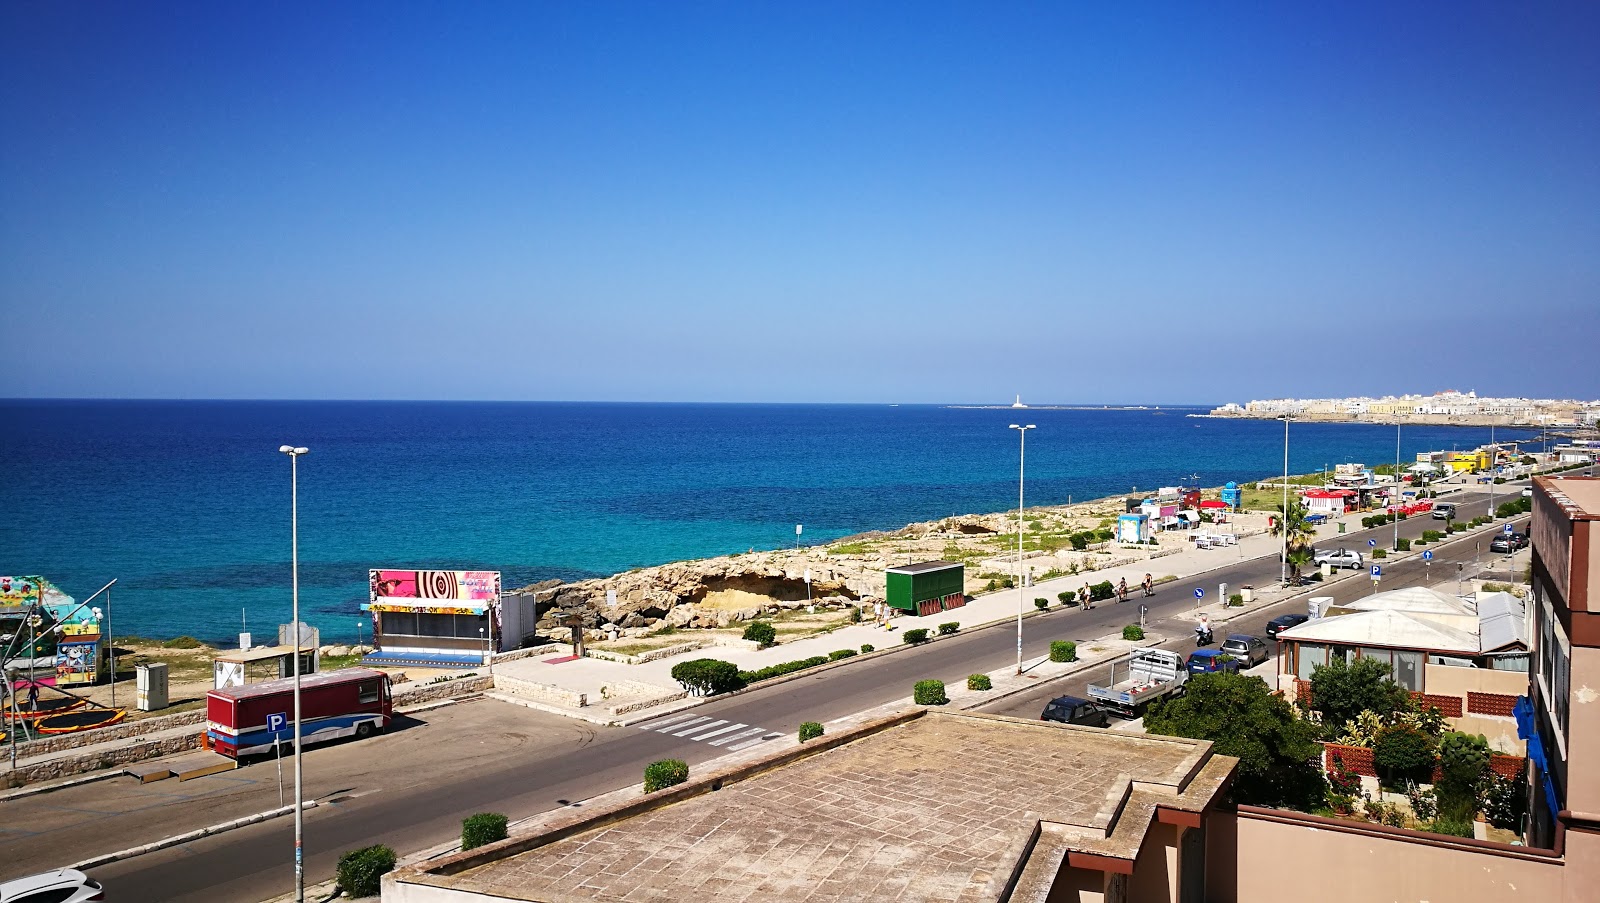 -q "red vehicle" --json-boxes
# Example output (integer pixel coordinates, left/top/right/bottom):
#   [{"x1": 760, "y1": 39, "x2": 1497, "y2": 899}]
[{"x1": 207, "y1": 668, "x2": 392, "y2": 759}]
